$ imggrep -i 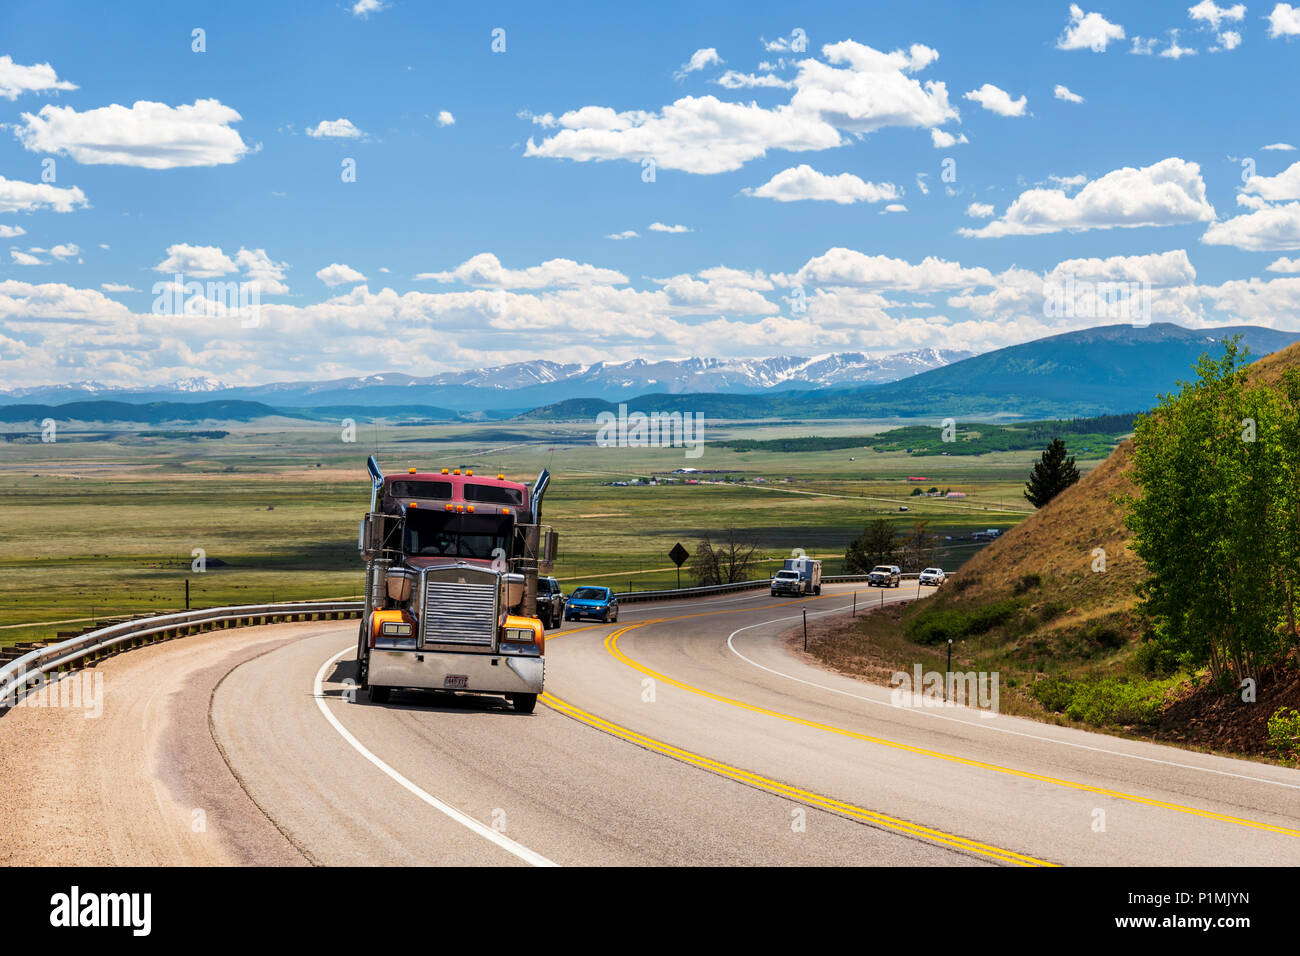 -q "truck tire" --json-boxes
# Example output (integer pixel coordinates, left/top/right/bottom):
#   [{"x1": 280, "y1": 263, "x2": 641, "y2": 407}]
[
  {"x1": 369, "y1": 684, "x2": 390, "y2": 704},
  {"x1": 511, "y1": 693, "x2": 537, "y2": 714}
]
